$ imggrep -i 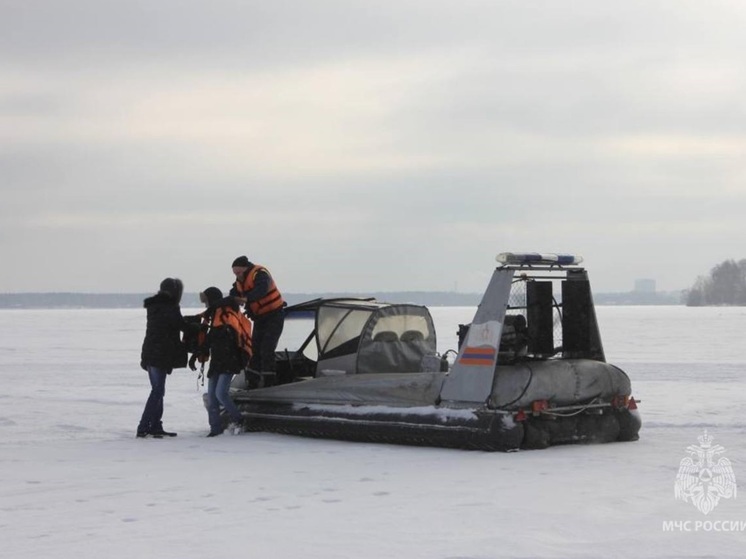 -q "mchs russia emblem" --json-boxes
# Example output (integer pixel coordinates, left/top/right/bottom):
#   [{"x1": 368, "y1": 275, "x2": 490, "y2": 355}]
[{"x1": 674, "y1": 430, "x2": 737, "y2": 515}]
